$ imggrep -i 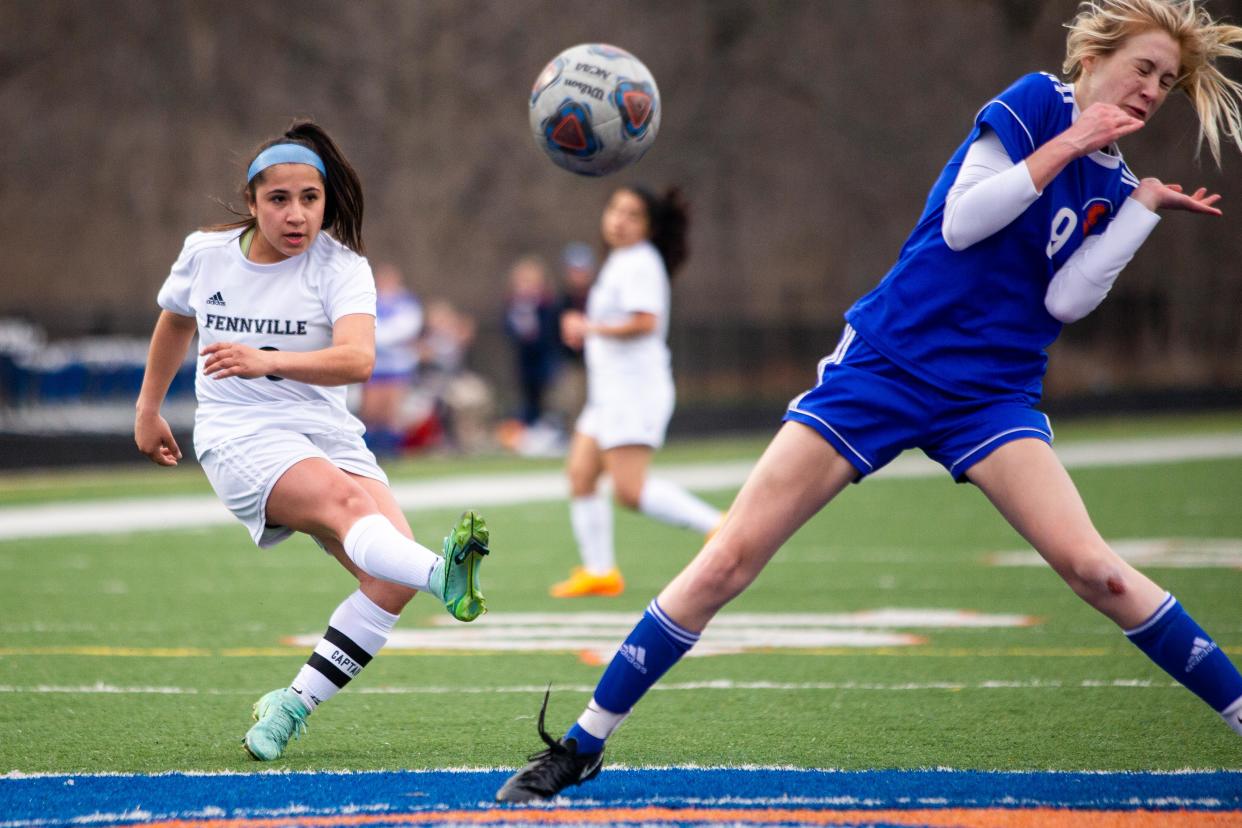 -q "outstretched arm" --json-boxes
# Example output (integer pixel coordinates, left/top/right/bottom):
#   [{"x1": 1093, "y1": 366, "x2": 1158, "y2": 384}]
[{"x1": 1045, "y1": 179, "x2": 1222, "y2": 323}]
